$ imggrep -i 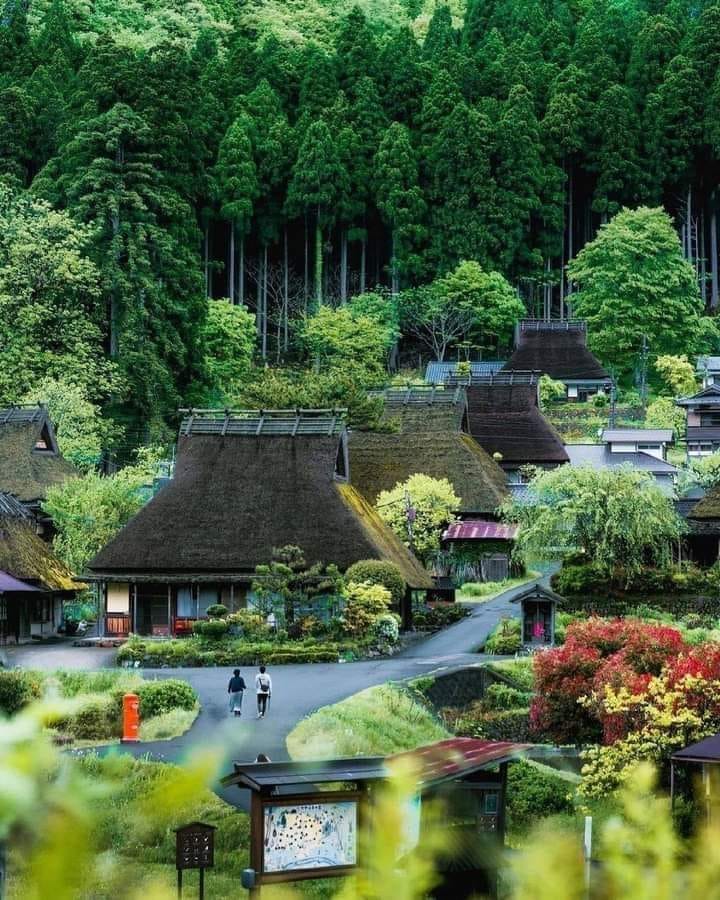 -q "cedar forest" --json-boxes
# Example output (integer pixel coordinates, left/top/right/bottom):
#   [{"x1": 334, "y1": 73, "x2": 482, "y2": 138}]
[{"x1": 3, "y1": 0, "x2": 720, "y2": 452}]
